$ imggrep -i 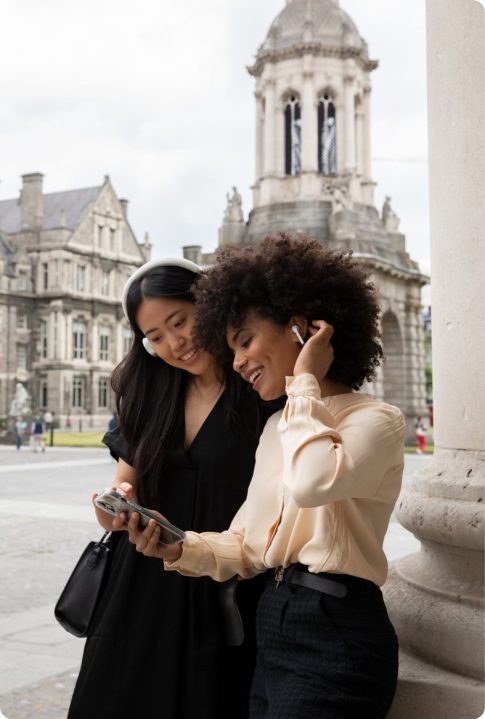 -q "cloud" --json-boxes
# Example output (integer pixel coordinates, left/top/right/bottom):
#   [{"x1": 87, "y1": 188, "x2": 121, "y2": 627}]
[{"x1": 0, "y1": 0, "x2": 429, "y2": 270}]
